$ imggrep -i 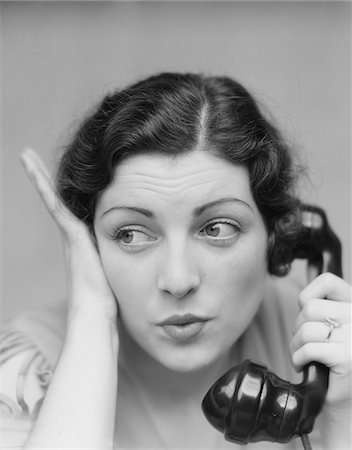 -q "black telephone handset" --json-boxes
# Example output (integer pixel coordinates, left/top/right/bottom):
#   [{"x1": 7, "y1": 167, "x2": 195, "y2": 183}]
[{"x1": 202, "y1": 205, "x2": 342, "y2": 446}]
